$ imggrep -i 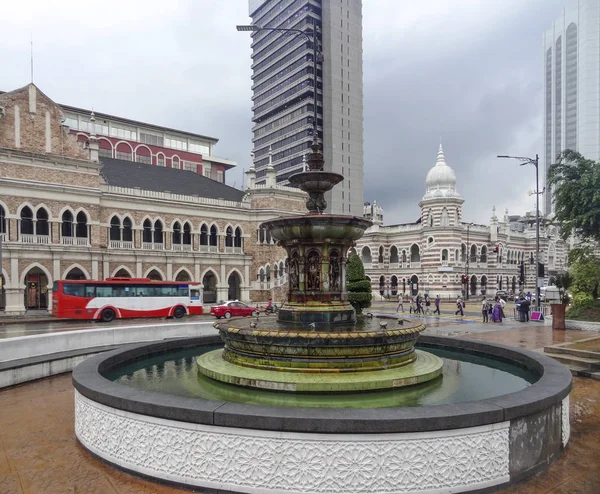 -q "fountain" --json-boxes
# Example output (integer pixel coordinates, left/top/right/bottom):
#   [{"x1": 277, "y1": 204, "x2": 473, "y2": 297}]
[
  {"x1": 72, "y1": 139, "x2": 572, "y2": 494},
  {"x1": 198, "y1": 139, "x2": 443, "y2": 392}
]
